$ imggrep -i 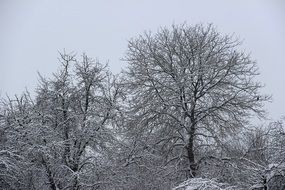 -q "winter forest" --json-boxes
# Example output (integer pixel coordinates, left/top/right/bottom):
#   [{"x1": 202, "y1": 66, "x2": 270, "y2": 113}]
[{"x1": 1, "y1": 24, "x2": 285, "y2": 190}]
